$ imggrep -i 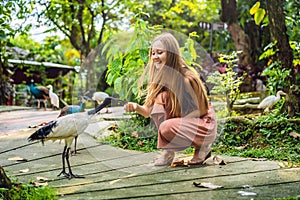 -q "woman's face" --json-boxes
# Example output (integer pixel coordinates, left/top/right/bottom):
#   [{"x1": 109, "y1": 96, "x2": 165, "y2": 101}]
[{"x1": 151, "y1": 40, "x2": 167, "y2": 69}]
